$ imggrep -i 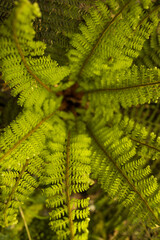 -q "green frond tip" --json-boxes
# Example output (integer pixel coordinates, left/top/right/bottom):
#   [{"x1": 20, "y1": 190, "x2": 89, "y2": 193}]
[
  {"x1": 87, "y1": 116, "x2": 160, "y2": 228},
  {"x1": 41, "y1": 129, "x2": 91, "y2": 239},
  {"x1": 14, "y1": 0, "x2": 41, "y2": 17},
  {"x1": 0, "y1": 0, "x2": 70, "y2": 107}
]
